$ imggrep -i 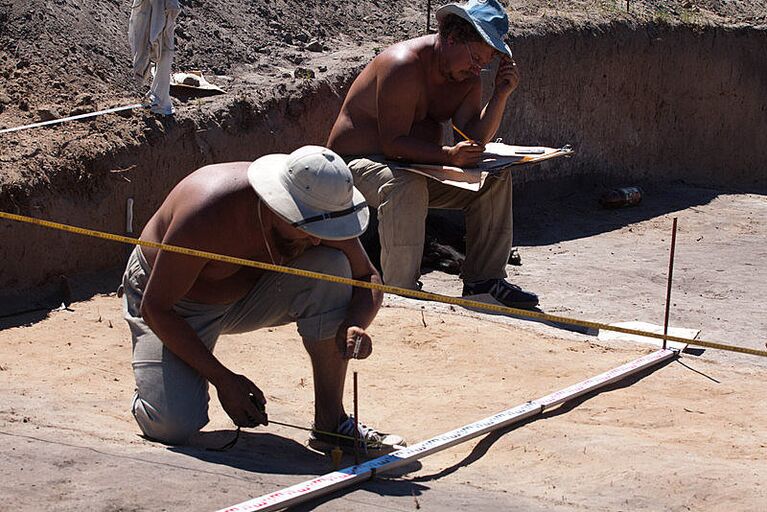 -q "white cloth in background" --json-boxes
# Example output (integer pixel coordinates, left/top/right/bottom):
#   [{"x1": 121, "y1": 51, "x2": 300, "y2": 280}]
[{"x1": 128, "y1": 0, "x2": 181, "y2": 115}]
